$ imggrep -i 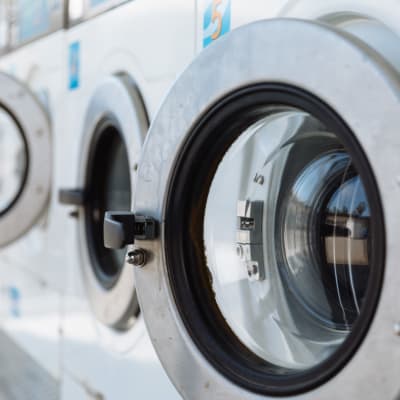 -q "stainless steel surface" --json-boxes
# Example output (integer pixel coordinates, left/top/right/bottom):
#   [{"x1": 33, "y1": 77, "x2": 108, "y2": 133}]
[{"x1": 134, "y1": 19, "x2": 400, "y2": 399}]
